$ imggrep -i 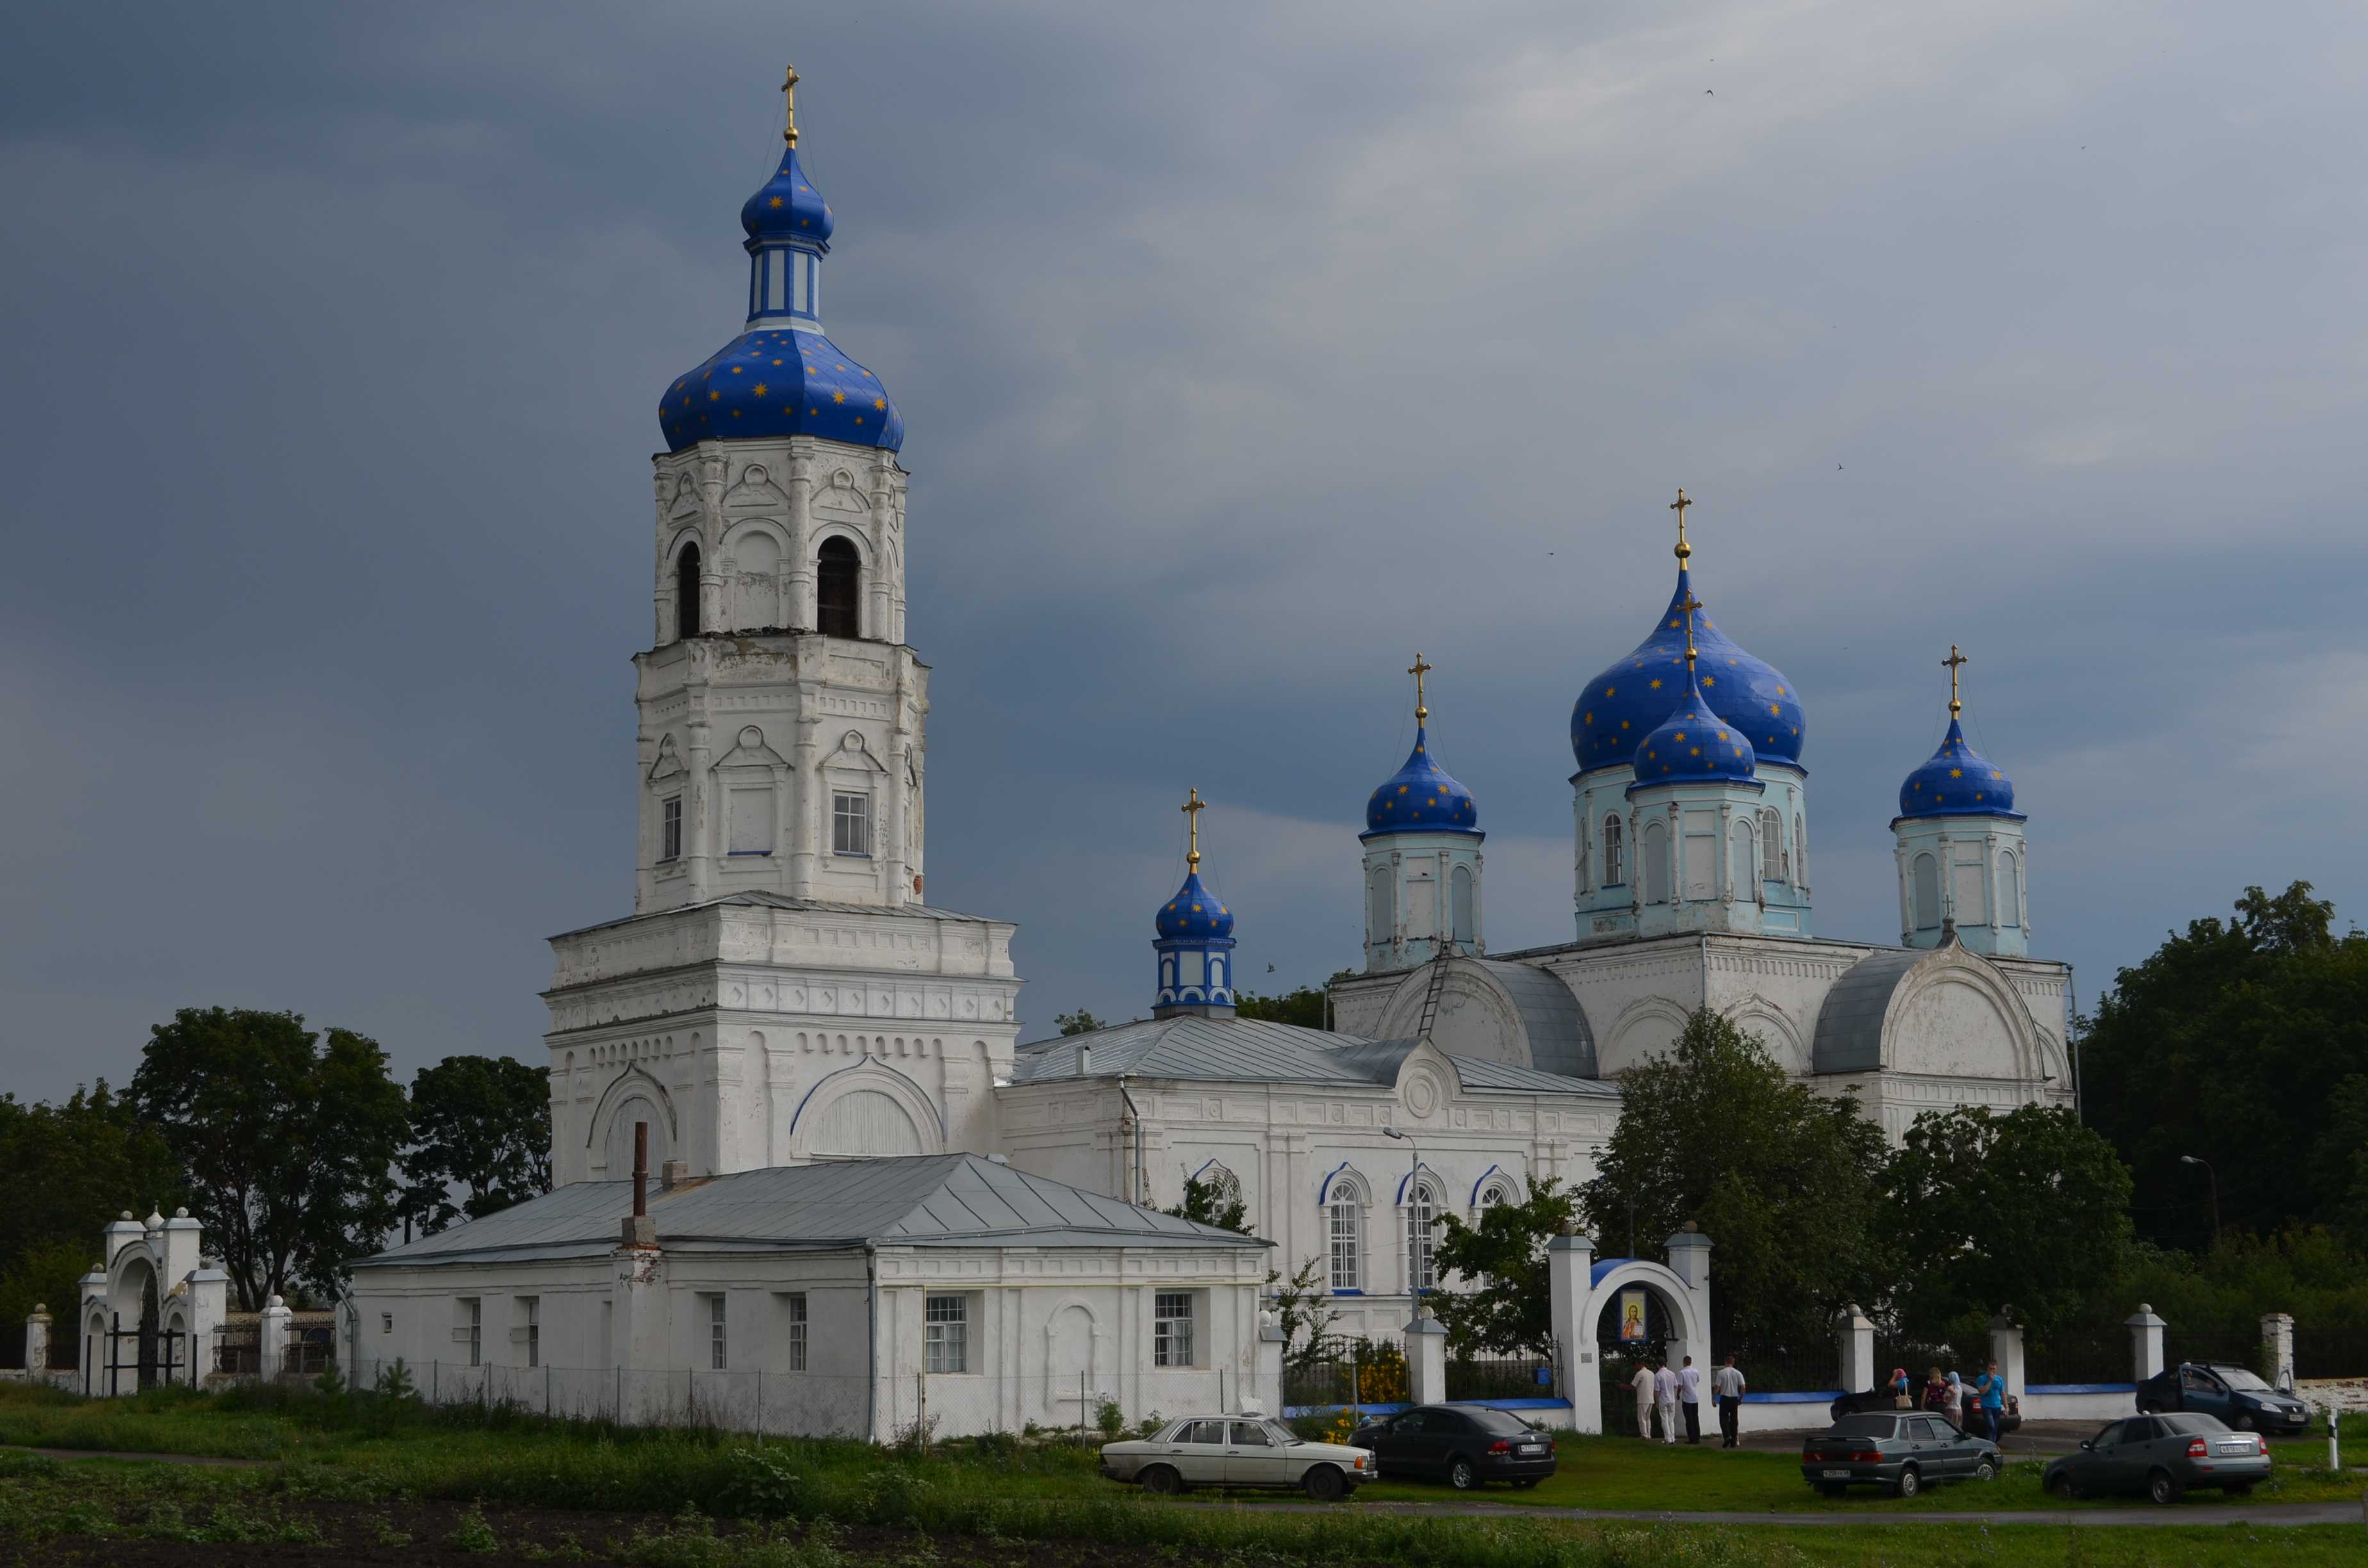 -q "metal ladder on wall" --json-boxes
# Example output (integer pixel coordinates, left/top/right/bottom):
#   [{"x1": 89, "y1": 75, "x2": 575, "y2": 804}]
[{"x1": 1413, "y1": 938, "x2": 1463, "y2": 1045}]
